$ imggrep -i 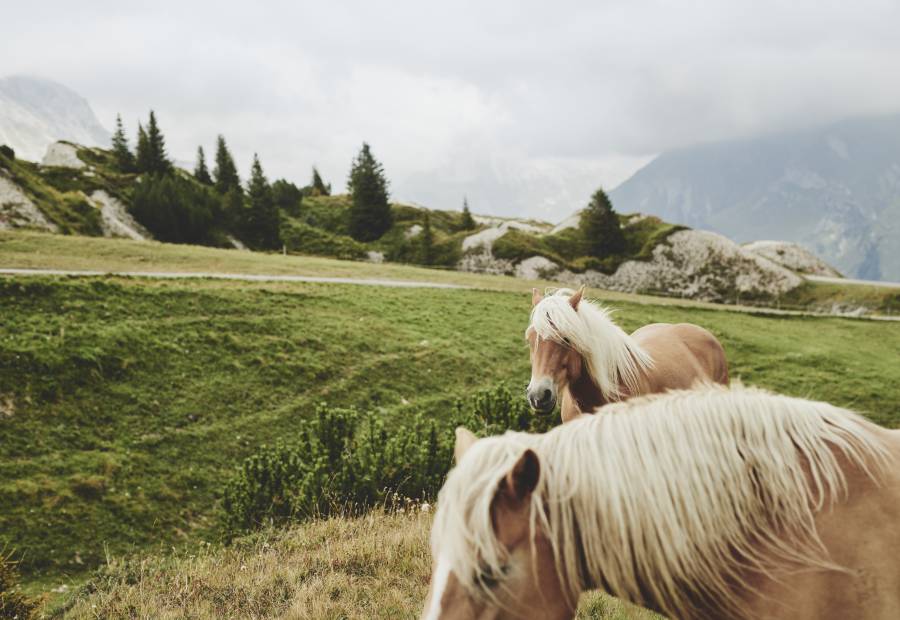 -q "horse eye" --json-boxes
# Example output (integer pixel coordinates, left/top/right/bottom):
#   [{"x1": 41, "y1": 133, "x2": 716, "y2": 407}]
[{"x1": 474, "y1": 564, "x2": 509, "y2": 589}]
